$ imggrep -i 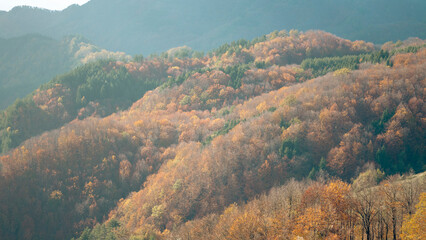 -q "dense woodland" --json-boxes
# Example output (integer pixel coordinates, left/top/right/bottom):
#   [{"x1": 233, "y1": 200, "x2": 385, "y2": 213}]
[{"x1": 0, "y1": 30, "x2": 425, "y2": 240}]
